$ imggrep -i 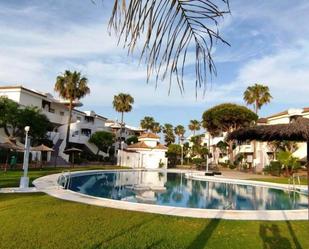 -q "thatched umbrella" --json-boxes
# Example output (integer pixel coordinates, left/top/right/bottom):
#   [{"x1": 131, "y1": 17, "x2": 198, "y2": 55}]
[
  {"x1": 31, "y1": 144, "x2": 54, "y2": 152},
  {"x1": 228, "y1": 117, "x2": 309, "y2": 216},
  {"x1": 64, "y1": 147, "x2": 82, "y2": 167},
  {"x1": 31, "y1": 144, "x2": 54, "y2": 168},
  {"x1": 0, "y1": 138, "x2": 24, "y2": 171}
]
